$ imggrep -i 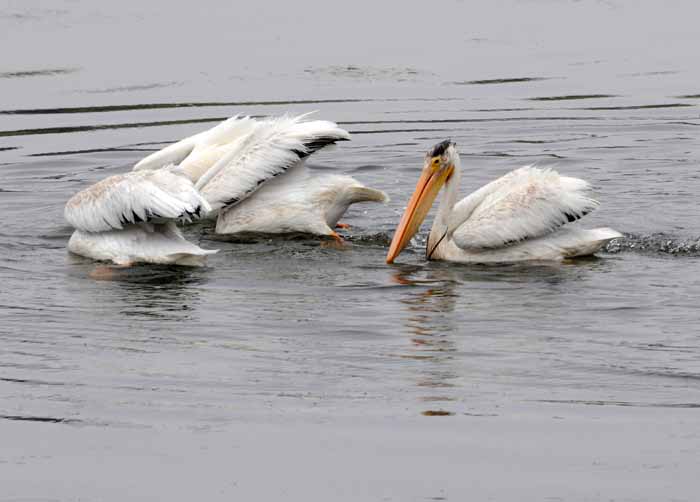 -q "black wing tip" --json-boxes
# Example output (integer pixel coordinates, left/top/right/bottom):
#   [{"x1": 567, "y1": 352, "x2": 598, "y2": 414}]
[
  {"x1": 428, "y1": 139, "x2": 455, "y2": 157},
  {"x1": 297, "y1": 136, "x2": 345, "y2": 158},
  {"x1": 564, "y1": 208, "x2": 592, "y2": 223}
]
